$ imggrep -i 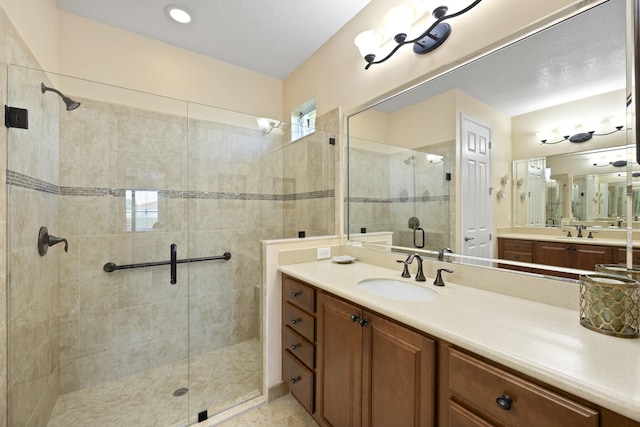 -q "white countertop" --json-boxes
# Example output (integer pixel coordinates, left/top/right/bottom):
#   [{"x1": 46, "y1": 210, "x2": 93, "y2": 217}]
[{"x1": 279, "y1": 260, "x2": 640, "y2": 422}]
